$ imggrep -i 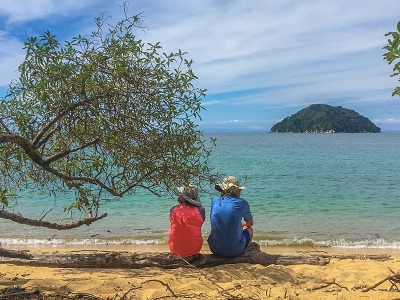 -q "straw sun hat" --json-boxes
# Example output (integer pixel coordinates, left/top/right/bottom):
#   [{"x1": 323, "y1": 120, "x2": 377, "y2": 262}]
[{"x1": 215, "y1": 176, "x2": 246, "y2": 195}]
